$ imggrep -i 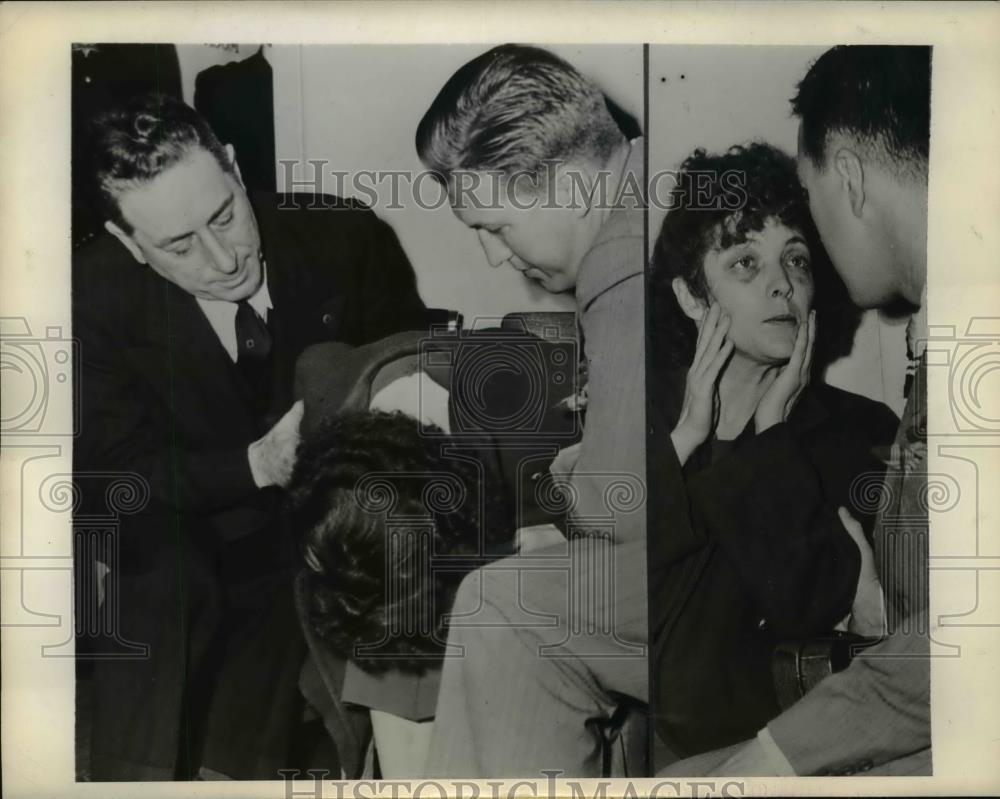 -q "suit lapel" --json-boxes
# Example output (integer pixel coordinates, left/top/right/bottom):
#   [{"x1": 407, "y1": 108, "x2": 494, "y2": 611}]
[
  {"x1": 257, "y1": 196, "x2": 345, "y2": 420},
  {"x1": 259, "y1": 215, "x2": 307, "y2": 418},
  {"x1": 144, "y1": 274, "x2": 260, "y2": 435}
]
